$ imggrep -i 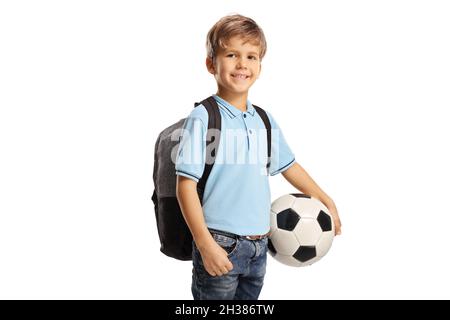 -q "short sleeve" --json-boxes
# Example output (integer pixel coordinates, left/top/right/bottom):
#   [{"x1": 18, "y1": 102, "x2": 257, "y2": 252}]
[
  {"x1": 175, "y1": 115, "x2": 207, "y2": 183},
  {"x1": 267, "y1": 112, "x2": 296, "y2": 175}
]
